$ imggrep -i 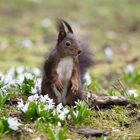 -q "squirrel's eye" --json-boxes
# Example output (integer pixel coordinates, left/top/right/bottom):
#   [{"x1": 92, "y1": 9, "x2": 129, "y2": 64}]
[{"x1": 65, "y1": 41, "x2": 71, "y2": 47}]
